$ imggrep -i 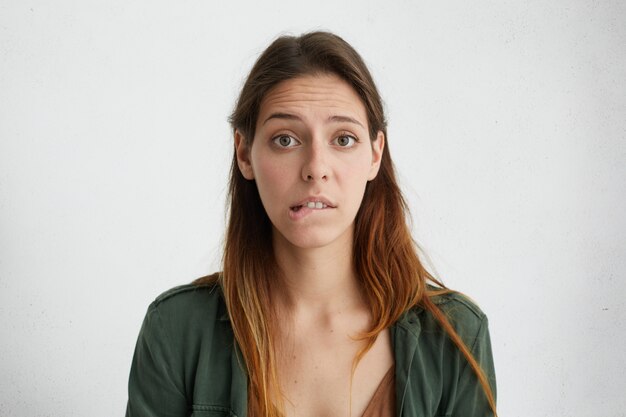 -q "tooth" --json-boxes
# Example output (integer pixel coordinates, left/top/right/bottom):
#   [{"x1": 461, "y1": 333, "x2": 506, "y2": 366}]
[
  {"x1": 315, "y1": 202, "x2": 323, "y2": 209},
  {"x1": 307, "y1": 202, "x2": 315, "y2": 209}
]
